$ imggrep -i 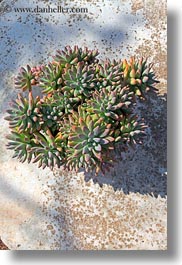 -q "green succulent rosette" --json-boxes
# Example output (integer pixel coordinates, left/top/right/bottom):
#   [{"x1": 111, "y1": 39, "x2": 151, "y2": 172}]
[
  {"x1": 53, "y1": 45, "x2": 99, "y2": 66},
  {"x1": 66, "y1": 107, "x2": 115, "y2": 173}
]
